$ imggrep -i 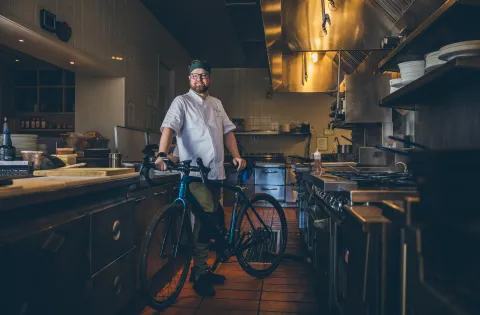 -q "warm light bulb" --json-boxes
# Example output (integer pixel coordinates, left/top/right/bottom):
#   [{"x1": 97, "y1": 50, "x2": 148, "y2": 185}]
[
  {"x1": 311, "y1": 52, "x2": 318, "y2": 63},
  {"x1": 70, "y1": 61, "x2": 75, "y2": 65},
  {"x1": 18, "y1": 39, "x2": 24, "y2": 42}
]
